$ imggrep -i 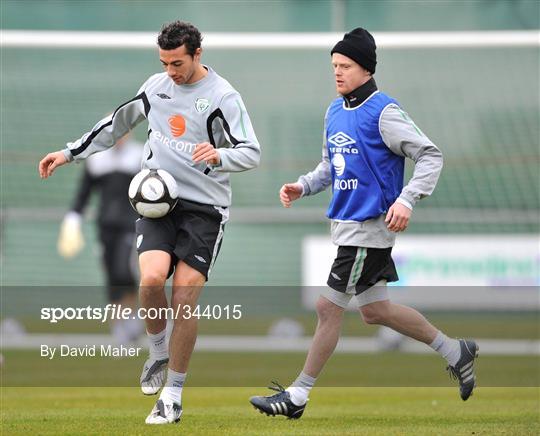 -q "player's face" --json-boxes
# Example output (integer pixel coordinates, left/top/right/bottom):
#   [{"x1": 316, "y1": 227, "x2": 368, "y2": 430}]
[
  {"x1": 159, "y1": 45, "x2": 202, "y2": 85},
  {"x1": 331, "y1": 53, "x2": 371, "y2": 96}
]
